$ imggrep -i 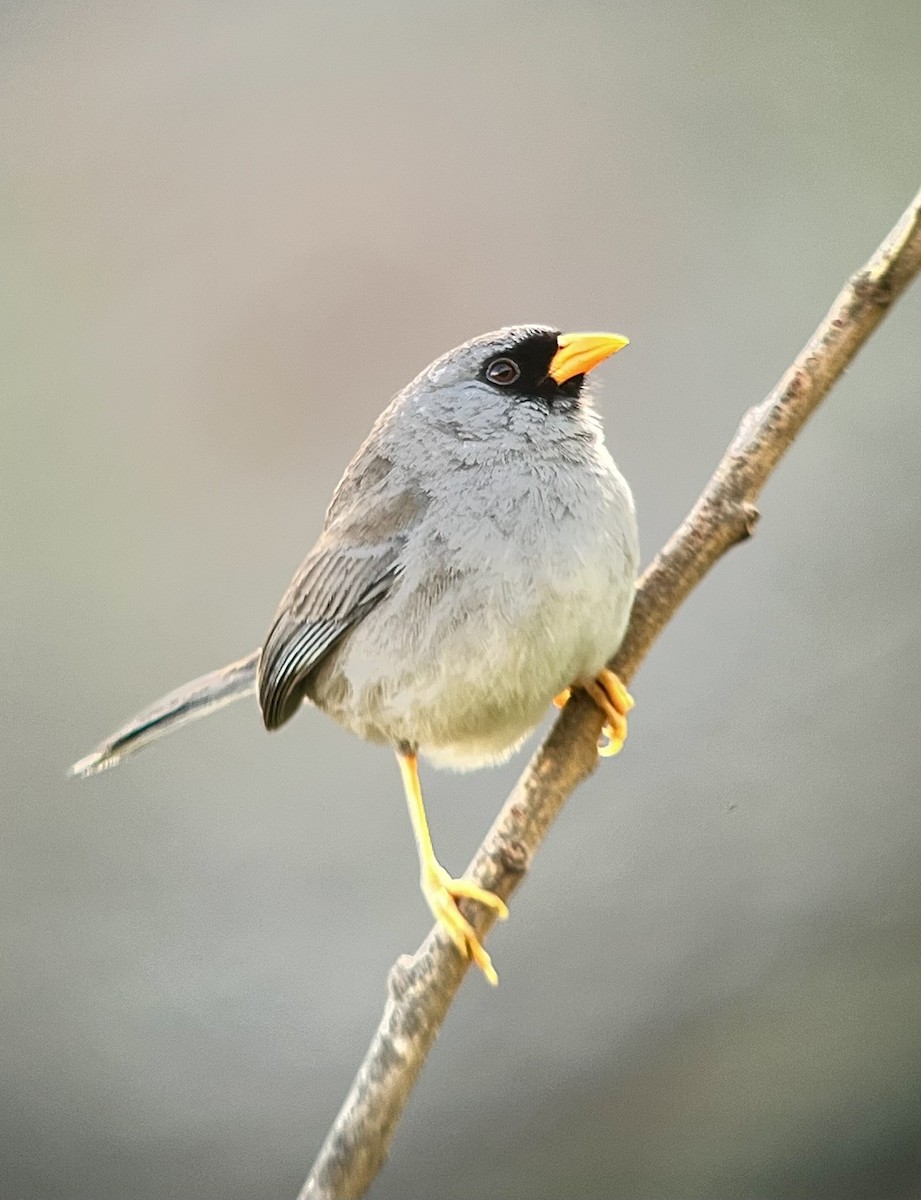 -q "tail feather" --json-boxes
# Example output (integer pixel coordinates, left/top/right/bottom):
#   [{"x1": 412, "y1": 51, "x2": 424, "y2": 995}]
[{"x1": 69, "y1": 649, "x2": 260, "y2": 778}]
